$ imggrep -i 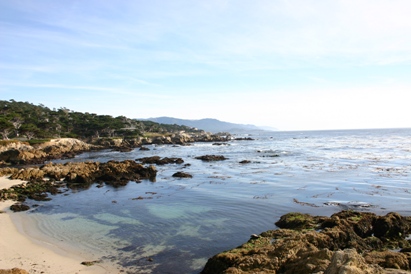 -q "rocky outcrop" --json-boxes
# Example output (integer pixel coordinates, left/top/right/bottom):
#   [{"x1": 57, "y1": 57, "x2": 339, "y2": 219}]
[
  {"x1": 0, "y1": 160, "x2": 157, "y2": 204},
  {"x1": 201, "y1": 211, "x2": 411, "y2": 274},
  {"x1": 195, "y1": 155, "x2": 228, "y2": 161},
  {"x1": 136, "y1": 156, "x2": 184, "y2": 165},
  {"x1": 0, "y1": 133, "x2": 233, "y2": 165},
  {"x1": 90, "y1": 133, "x2": 231, "y2": 148},
  {"x1": 0, "y1": 138, "x2": 96, "y2": 165}
]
